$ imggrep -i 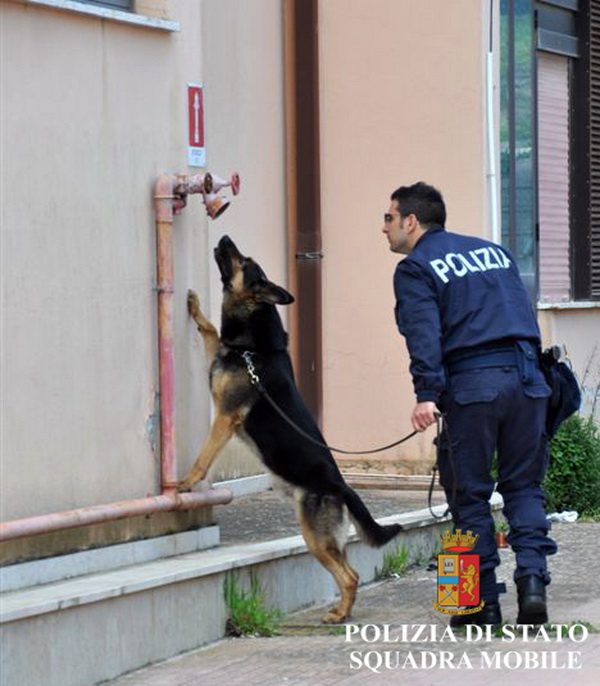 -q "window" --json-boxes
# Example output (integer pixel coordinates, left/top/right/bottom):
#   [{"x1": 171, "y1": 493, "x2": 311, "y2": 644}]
[
  {"x1": 500, "y1": 0, "x2": 600, "y2": 302},
  {"x1": 78, "y1": 0, "x2": 133, "y2": 11},
  {"x1": 536, "y1": 0, "x2": 577, "y2": 302},
  {"x1": 501, "y1": 0, "x2": 536, "y2": 297}
]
